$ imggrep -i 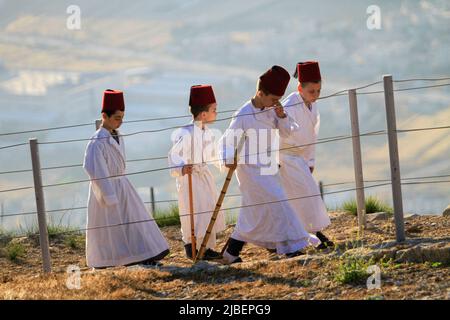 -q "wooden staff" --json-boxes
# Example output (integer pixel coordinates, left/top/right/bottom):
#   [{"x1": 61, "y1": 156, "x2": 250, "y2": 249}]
[
  {"x1": 196, "y1": 132, "x2": 244, "y2": 262},
  {"x1": 196, "y1": 161, "x2": 237, "y2": 261},
  {"x1": 188, "y1": 170, "x2": 197, "y2": 262}
]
